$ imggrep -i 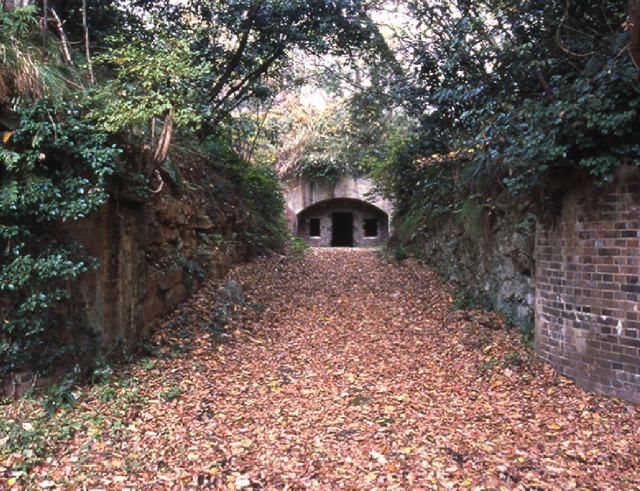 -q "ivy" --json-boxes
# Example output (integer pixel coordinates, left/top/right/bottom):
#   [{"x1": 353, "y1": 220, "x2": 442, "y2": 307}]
[
  {"x1": 0, "y1": 97, "x2": 120, "y2": 377},
  {"x1": 374, "y1": 0, "x2": 640, "y2": 244}
]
